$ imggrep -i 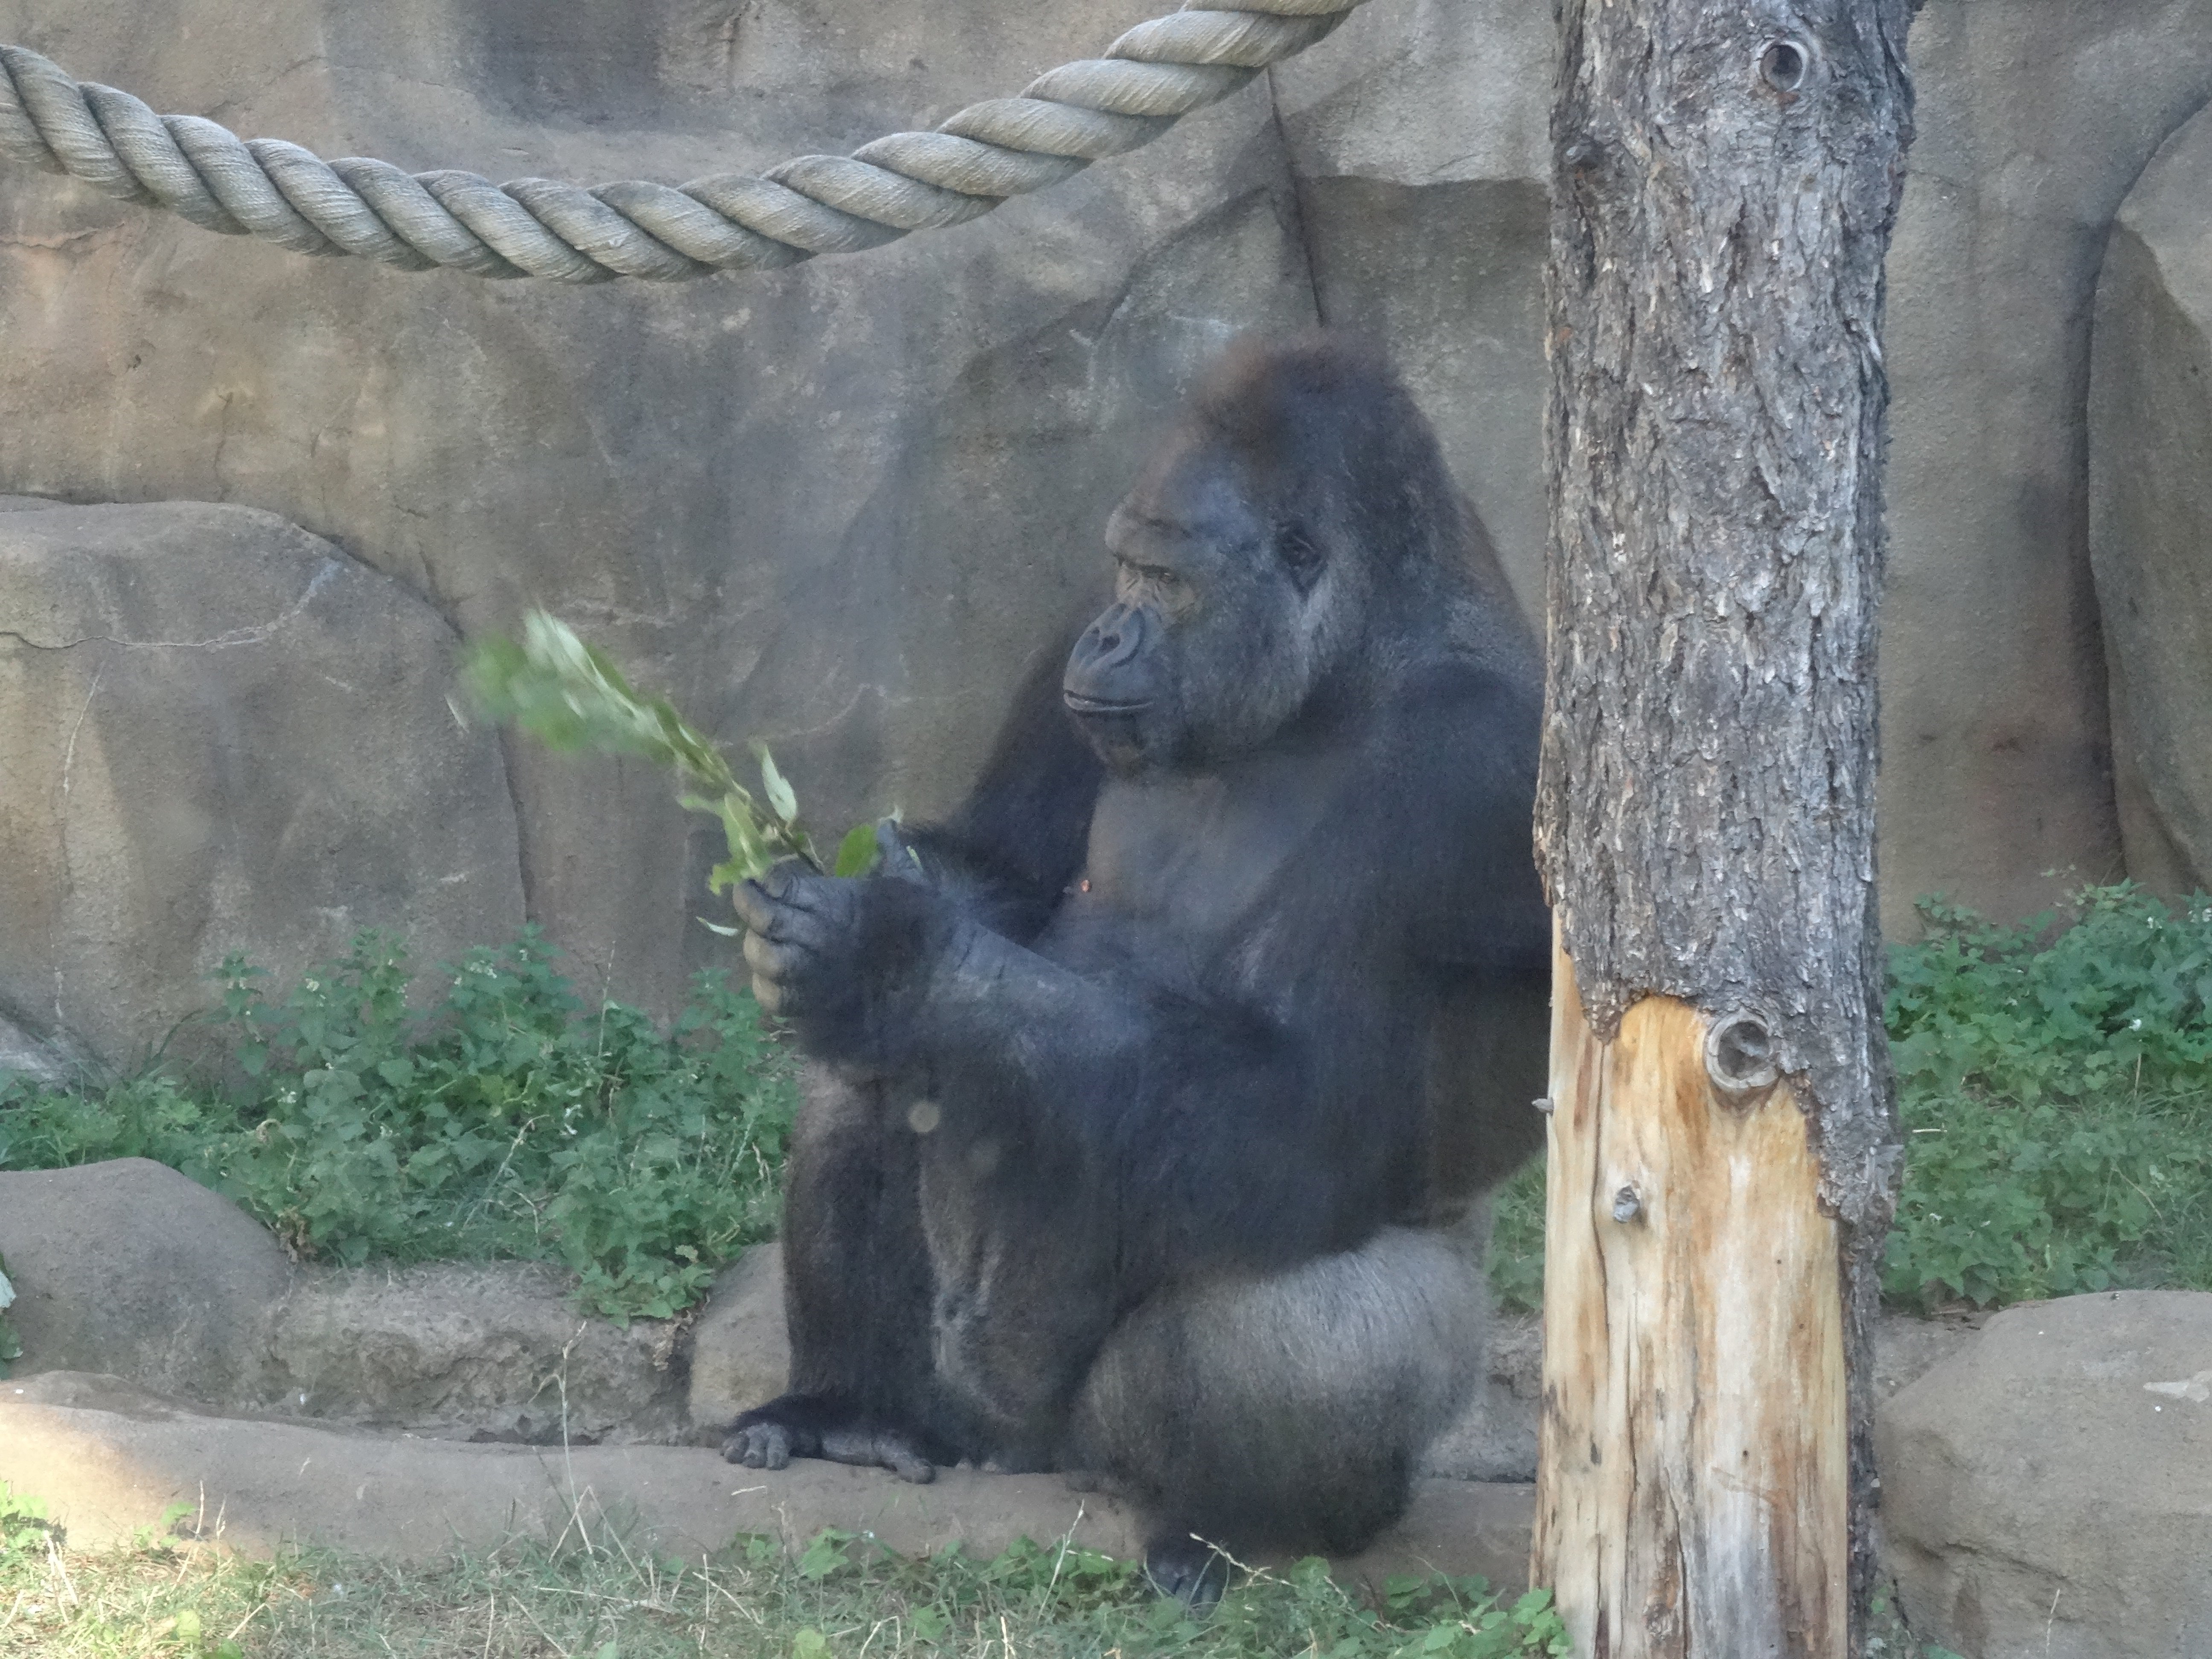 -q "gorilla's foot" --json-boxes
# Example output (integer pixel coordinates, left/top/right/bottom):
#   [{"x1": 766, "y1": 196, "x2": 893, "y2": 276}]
[
  {"x1": 819, "y1": 1426, "x2": 936, "y2": 1484},
  {"x1": 722, "y1": 1411, "x2": 815, "y2": 1471},
  {"x1": 721, "y1": 1394, "x2": 940, "y2": 1484},
  {"x1": 1142, "y1": 1532, "x2": 1232, "y2": 1608}
]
